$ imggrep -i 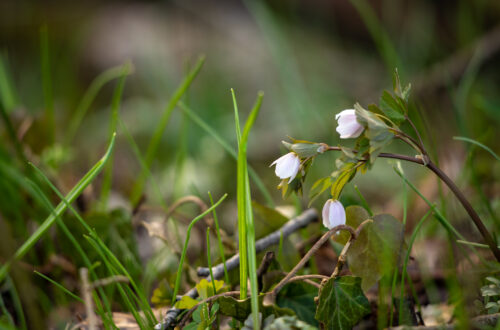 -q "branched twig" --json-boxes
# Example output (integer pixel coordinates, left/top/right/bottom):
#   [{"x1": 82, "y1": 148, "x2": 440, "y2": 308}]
[
  {"x1": 155, "y1": 208, "x2": 318, "y2": 329},
  {"x1": 268, "y1": 224, "x2": 356, "y2": 301}
]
